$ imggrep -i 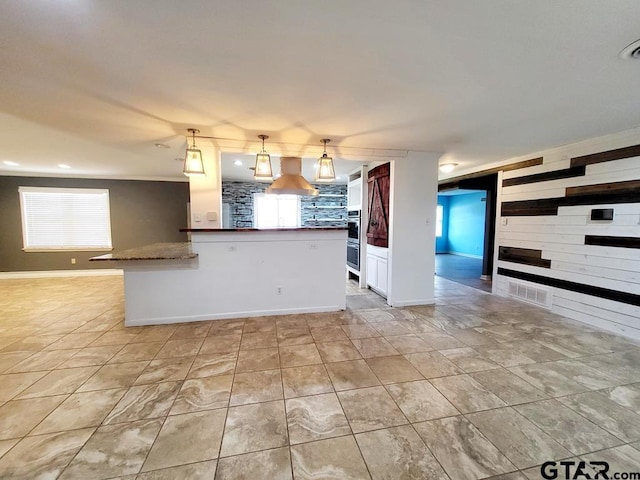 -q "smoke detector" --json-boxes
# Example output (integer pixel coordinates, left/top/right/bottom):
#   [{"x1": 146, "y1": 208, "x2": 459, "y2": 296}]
[{"x1": 619, "y1": 39, "x2": 640, "y2": 60}]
